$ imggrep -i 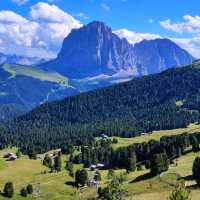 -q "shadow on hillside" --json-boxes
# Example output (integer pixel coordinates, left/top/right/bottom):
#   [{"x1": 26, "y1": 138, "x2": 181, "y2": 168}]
[
  {"x1": 186, "y1": 184, "x2": 199, "y2": 190},
  {"x1": 130, "y1": 172, "x2": 153, "y2": 183},
  {"x1": 182, "y1": 174, "x2": 193, "y2": 181},
  {"x1": 65, "y1": 181, "x2": 75, "y2": 187}
]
